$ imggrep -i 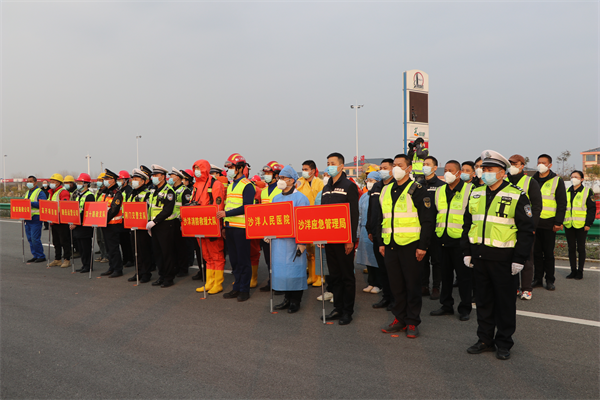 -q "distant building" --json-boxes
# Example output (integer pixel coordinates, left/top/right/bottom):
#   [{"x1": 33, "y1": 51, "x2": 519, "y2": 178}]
[{"x1": 582, "y1": 147, "x2": 600, "y2": 171}]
